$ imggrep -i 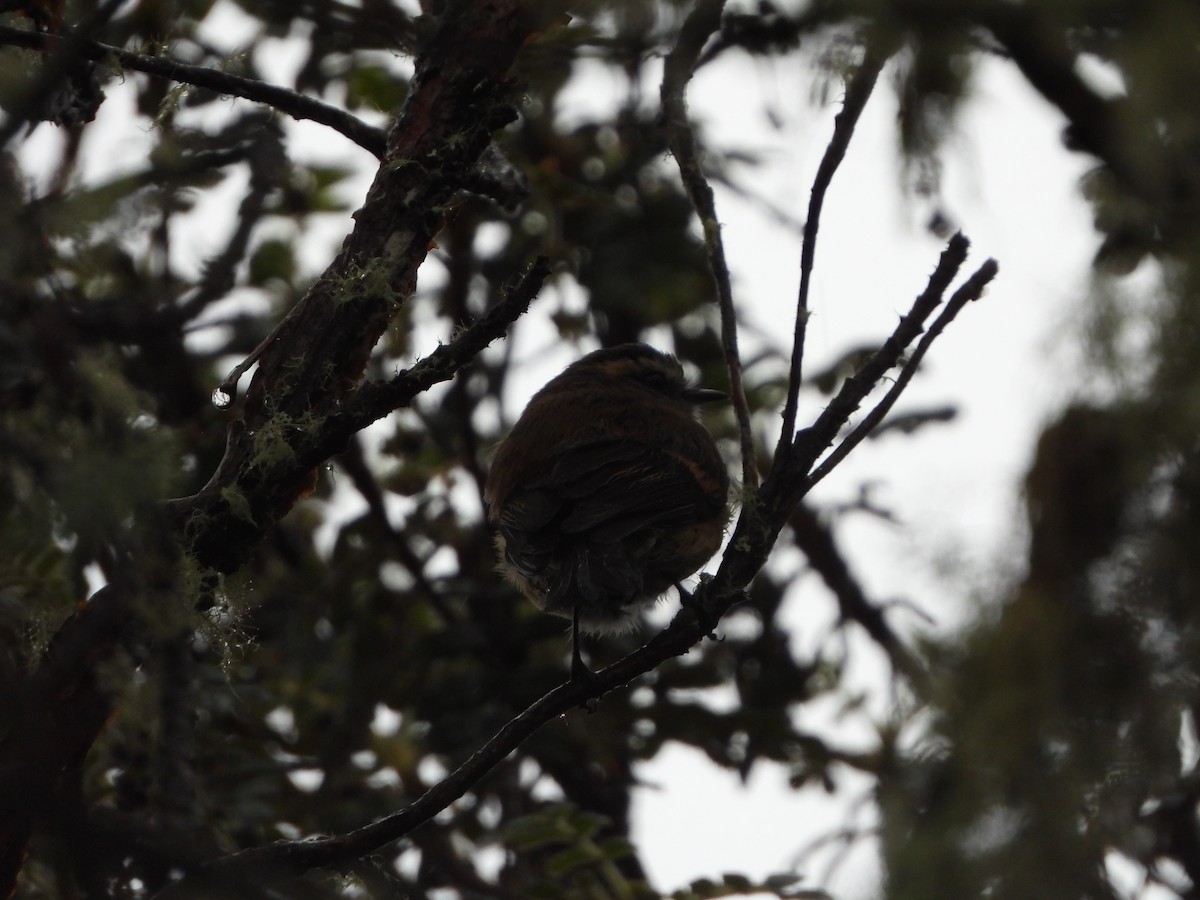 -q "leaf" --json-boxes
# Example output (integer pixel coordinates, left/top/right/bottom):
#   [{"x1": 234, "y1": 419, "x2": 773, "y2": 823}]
[
  {"x1": 249, "y1": 238, "x2": 297, "y2": 287},
  {"x1": 346, "y1": 64, "x2": 409, "y2": 113}
]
